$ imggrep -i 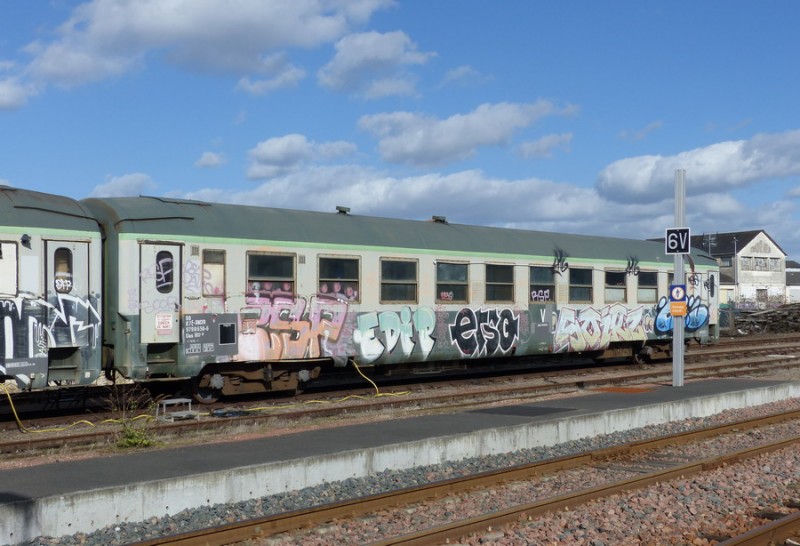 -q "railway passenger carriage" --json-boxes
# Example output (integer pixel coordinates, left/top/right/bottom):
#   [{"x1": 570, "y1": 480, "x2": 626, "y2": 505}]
[
  {"x1": 0, "y1": 186, "x2": 103, "y2": 390},
  {"x1": 1, "y1": 187, "x2": 719, "y2": 403}
]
